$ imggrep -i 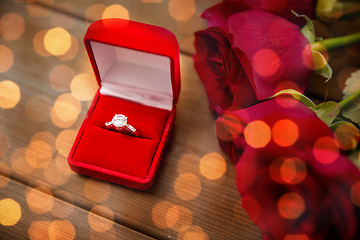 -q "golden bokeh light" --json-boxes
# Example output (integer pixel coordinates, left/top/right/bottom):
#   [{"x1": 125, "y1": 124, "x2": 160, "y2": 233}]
[
  {"x1": 56, "y1": 35, "x2": 79, "y2": 61},
  {"x1": 54, "y1": 154, "x2": 73, "y2": 176},
  {"x1": 28, "y1": 221, "x2": 51, "y2": 240},
  {"x1": 51, "y1": 93, "x2": 81, "y2": 128},
  {"x1": 244, "y1": 120, "x2": 271, "y2": 148},
  {"x1": 278, "y1": 192, "x2": 305, "y2": 220},
  {"x1": 48, "y1": 220, "x2": 76, "y2": 240},
  {"x1": 55, "y1": 129, "x2": 77, "y2": 157},
  {"x1": 0, "y1": 80, "x2": 21, "y2": 109},
  {"x1": 177, "y1": 225, "x2": 209, "y2": 240},
  {"x1": 44, "y1": 27, "x2": 72, "y2": 56},
  {"x1": 284, "y1": 234, "x2": 309, "y2": 240},
  {"x1": 168, "y1": 0, "x2": 196, "y2": 21},
  {"x1": 0, "y1": 13, "x2": 25, "y2": 41},
  {"x1": 33, "y1": 30, "x2": 51, "y2": 57},
  {"x1": 313, "y1": 136, "x2": 340, "y2": 164},
  {"x1": 0, "y1": 198, "x2": 21, "y2": 226},
  {"x1": 199, "y1": 152, "x2": 226, "y2": 180},
  {"x1": 44, "y1": 161, "x2": 69, "y2": 186},
  {"x1": 26, "y1": 140, "x2": 52, "y2": 169},
  {"x1": 26, "y1": 187, "x2": 54, "y2": 214},
  {"x1": 83, "y1": 178, "x2": 111, "y2": 203},
  {"x1": 71, "y1": 73, "x2": 99, "y2": 101},
  {"x1": 180, "y1": 36, "x2": 196, "y2": 55},
  {"x1": 0, "y1": 45, "x2": 14, "y2": 73},
  {"x1": 166, "y1": 205, "x2": 192, "y2": 232},
  {"x1": 272, "y1": 119, "x2": 299, "y2": 147},
  {"x1": 27, "y1": 0, "x2": 53, "y2": 18},
  {"x1": 334, "y1": 122, "x2": 360, "y2": 150},
  {"x1": 85, "y1": 4, "x2": 107, "y2": 23},
  {"x1": 174, "y1": 173, "x2": 201, "y2": 201},
  {"x1": 0, "y1": 134, "x2": 11, "y2": 159},
  {"x1": 252, "y1": 49, "x2": 280, "y2": 77},
  {"x1": 102, "y1": 5, "x2": 129, "y2": 20},
  {"x1": 152, "y1": 201, "x2": 174, "y2": 229},
  {"x1": 26, "y1": 95, "x2": 52, "y2": 123},
  {"x1": 177, "y1": 153, "x2": 200, "y2": 174},
  {"x1": 350, "y1": 181, "x2": 360, "y2": 207},
  {"x1": 269, "y1": 157, "x2": 307, "y2": 184},
  {"x1": 49, "y1": 65, "x2": 74, "y2": 92},
  {"x1": 88, "y1": 205, "x2": 114, "y2": 232},
  {"x1": 11, "y1": 147, "x2": 34, "y2": 176}
]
